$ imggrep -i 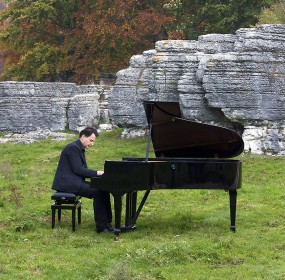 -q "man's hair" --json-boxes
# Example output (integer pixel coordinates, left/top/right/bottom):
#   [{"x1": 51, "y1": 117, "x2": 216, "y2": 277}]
[{"x1": 79, "y1": 127, "x2": 99, "y2": 138}]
